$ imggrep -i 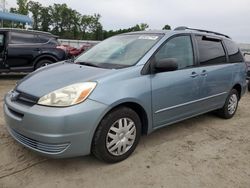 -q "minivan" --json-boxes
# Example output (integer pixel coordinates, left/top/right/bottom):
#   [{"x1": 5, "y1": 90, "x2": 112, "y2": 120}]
[{"x1": 4, "y1": 27, "x2": 247, "y2": 163}]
